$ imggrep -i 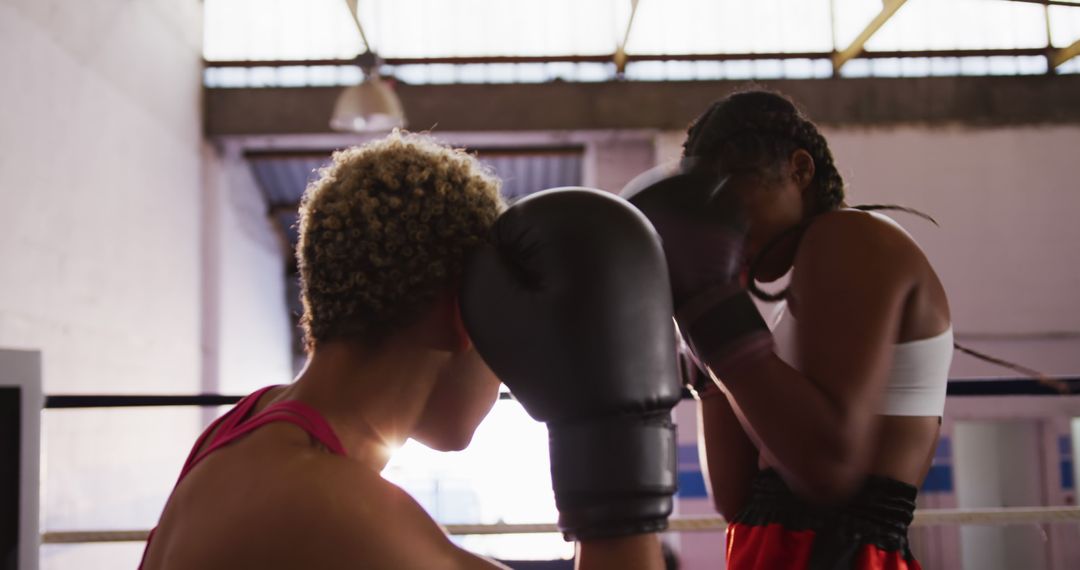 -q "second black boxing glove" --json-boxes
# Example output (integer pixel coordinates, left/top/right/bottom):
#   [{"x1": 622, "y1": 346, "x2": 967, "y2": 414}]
[{"x1": 622, "y1": 160, "x2": 774, "y2": 378}]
